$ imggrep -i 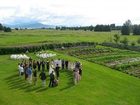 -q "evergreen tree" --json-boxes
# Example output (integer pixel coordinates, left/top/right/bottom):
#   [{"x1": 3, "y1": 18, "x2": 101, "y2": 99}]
[
  {"x1": 3, "y1": 27, "x2": 12, "y2": 32},
  {"x1": 121, "y1": 20, "x2": 132, "y2": 35},
  {"x1": 133, "y1": 25, "x2": 140, "y2": 35},
  {"x1": 0, "y1": 23, "x2": 3, "y2": 31}
]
